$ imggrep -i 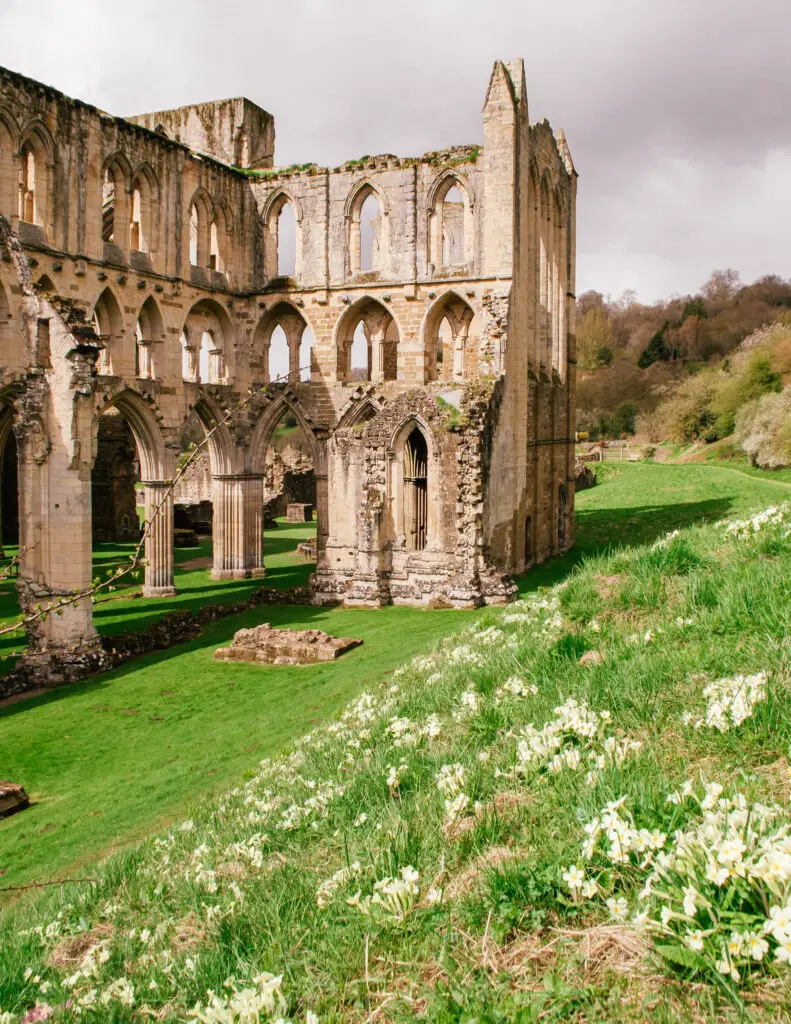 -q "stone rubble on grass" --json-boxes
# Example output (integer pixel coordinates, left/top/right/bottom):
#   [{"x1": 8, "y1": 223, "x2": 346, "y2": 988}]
[
  {"x1": 0, "y1": 780, "x2": 29, "y2": 818},
  {"x1": 214, "y1": 623, "x2": 363, "y2": 665}
]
